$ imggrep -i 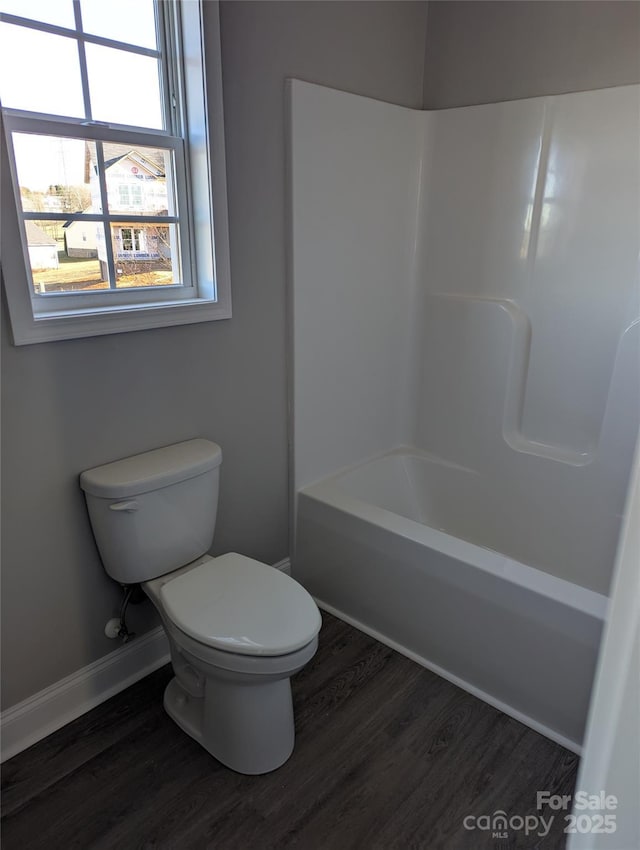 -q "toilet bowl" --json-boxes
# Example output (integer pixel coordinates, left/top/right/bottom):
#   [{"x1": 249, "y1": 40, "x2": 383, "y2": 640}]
[
  {"x1": 80, "y1": 439, "x2": 321, "y2": 774},
  {"x1": 144, "y1": 553, "x2": 320, "y2": 774}
]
